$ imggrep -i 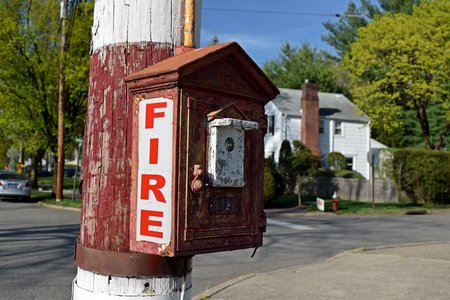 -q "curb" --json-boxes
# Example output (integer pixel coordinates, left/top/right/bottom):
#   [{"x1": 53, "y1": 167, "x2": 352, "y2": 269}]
[
  {"x1": 38, "y1": 202, "x2": 81, "y2": 212},
  {"x1": 193, "y1": 274, "x2": 256, "y2": 300},
  {"x1": 355, "y1": 240, "x2": 450, "y2": 252}
]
